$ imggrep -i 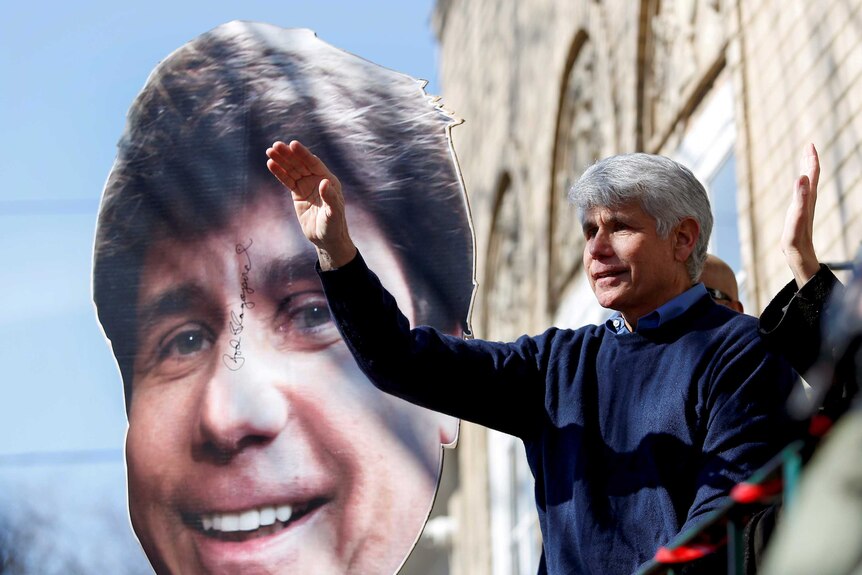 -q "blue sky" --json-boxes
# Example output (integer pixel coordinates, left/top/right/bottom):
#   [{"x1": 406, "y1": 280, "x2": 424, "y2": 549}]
[{"x1": 0, "y1": 0, "x2": 439, "y2": 458}]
